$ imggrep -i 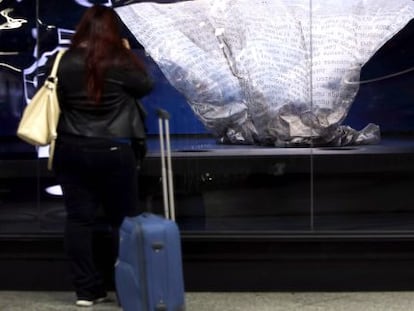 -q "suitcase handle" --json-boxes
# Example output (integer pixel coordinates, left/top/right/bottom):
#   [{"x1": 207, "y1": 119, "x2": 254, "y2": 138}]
[
  {"x1": 156, "y1": 108, "x2": 170, "y2": 120},
  {"x1": 157, "y1": 108, "x2": 175, "y2": 221}
]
